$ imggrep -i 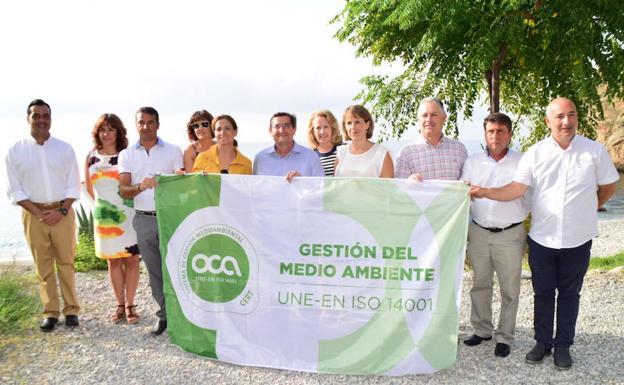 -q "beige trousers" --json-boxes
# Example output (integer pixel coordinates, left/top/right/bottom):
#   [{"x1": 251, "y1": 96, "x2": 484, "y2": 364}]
[
  {"x1": 467, "y1": 221, "x2": 526, "y2": 345},
  {"x1": 22, "y1": 208, "x2": 80, "y2": 318}
]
